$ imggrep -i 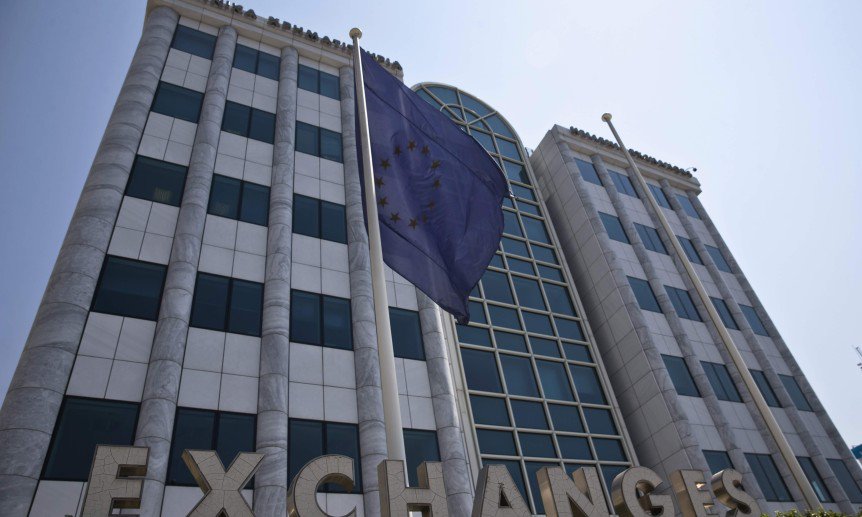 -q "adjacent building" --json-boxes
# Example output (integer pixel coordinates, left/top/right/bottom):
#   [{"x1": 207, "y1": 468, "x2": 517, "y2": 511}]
[{"x1": 0, "y1": 0, "x2": 859, "y2": 516}]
